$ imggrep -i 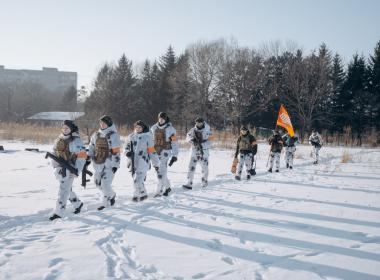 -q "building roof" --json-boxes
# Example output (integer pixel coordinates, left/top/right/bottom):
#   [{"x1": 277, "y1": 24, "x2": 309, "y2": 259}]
[{"x1": 27, "y1": 112, "x2": 85, "y2": 121}]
